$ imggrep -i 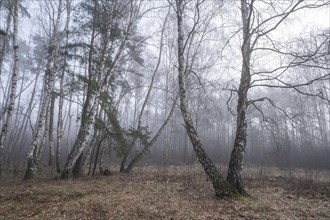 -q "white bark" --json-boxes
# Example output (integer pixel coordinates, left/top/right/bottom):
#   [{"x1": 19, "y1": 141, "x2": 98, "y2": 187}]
[
  {"x1": 175, "y1": 0, "x2": 233, "y2": 198},
  {"x1": 226, "y1": 0, "x2": 252, "y2": 195},
  {"x1": 24, "y1": 0, "x2": 64, "y2": 180},
  {"x1": 0, "y1": 0, "x2": 19, "y2": 176},
  {"x1": 61, "y1": 94, "x2": 98, "y2": 178},
  {"x1": 56, "y1": 0, "x2": 72, "y2": 173},
  {"x1": 0, "y1": 0, "x2": 12, "y2": 76}
]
